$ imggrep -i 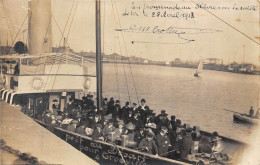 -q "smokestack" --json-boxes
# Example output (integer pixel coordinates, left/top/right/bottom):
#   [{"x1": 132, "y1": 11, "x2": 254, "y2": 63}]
[{"x1": 28, "y1": 0, "x2": 52, "y2": 65}]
